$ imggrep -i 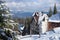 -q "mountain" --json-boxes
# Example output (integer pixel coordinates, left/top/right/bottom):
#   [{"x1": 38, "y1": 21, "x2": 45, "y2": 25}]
[
  {"x1": 11, "y1": 11, "x2": 33, "y2": 18},
  {"x1": 10, "y1": 11, "x2": 48, "y2": 19}
]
